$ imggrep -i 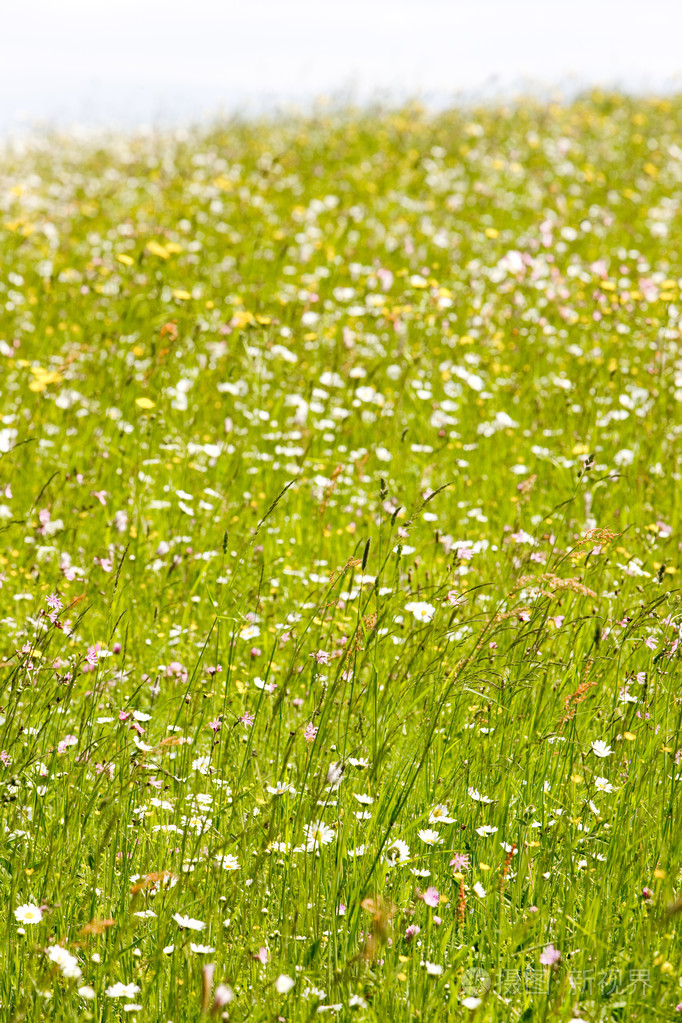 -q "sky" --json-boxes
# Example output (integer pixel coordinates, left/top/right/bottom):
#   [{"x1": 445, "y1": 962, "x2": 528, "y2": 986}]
[{"x1": 2, "y1": 0, "x2": 682, "y2": 133}]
